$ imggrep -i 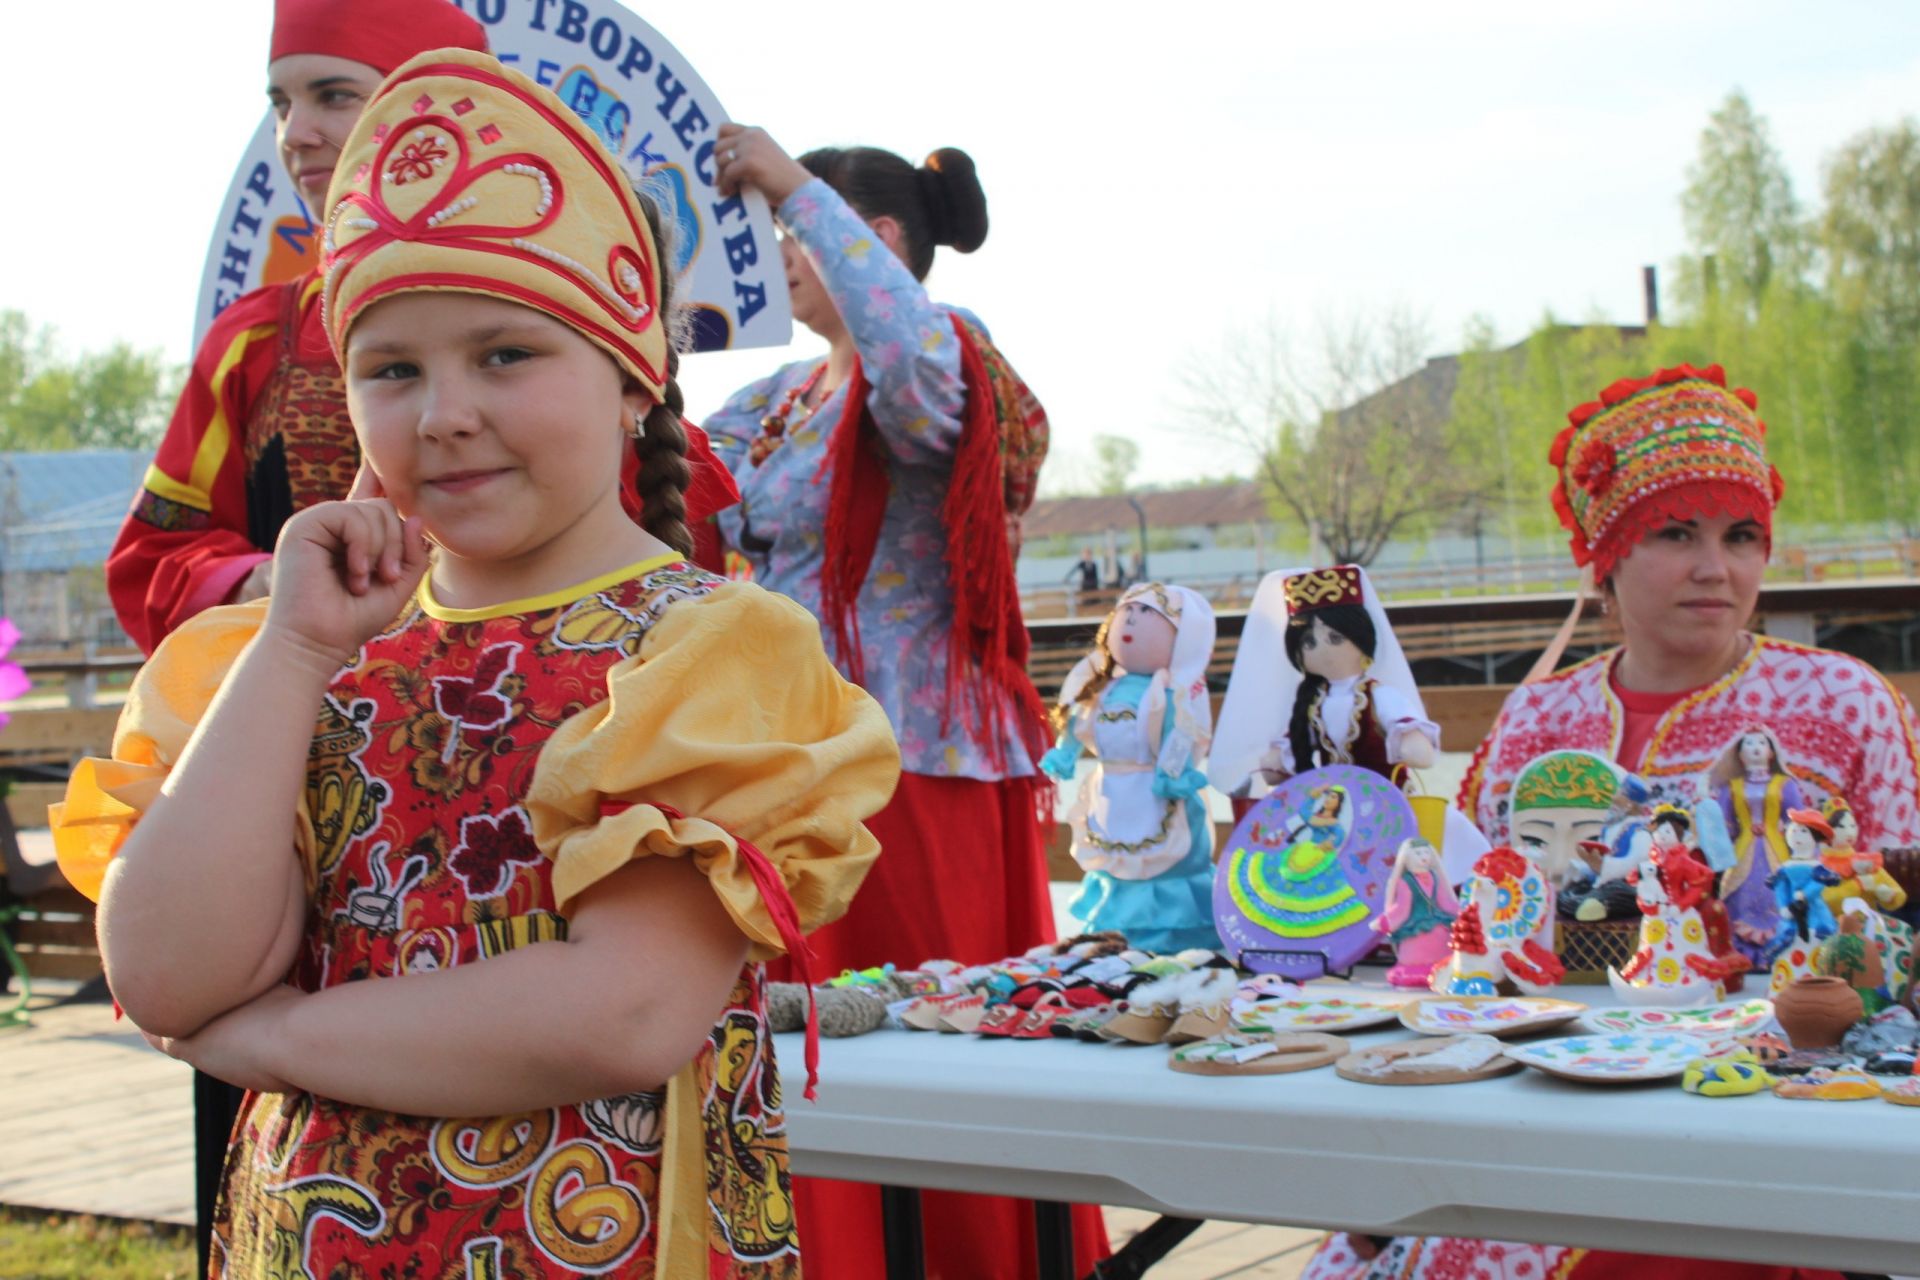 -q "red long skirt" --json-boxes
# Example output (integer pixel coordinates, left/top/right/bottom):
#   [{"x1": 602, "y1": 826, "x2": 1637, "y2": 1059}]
[{"x1": 774, "y1": 772, "x2": 1111, "y2": 1280}]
